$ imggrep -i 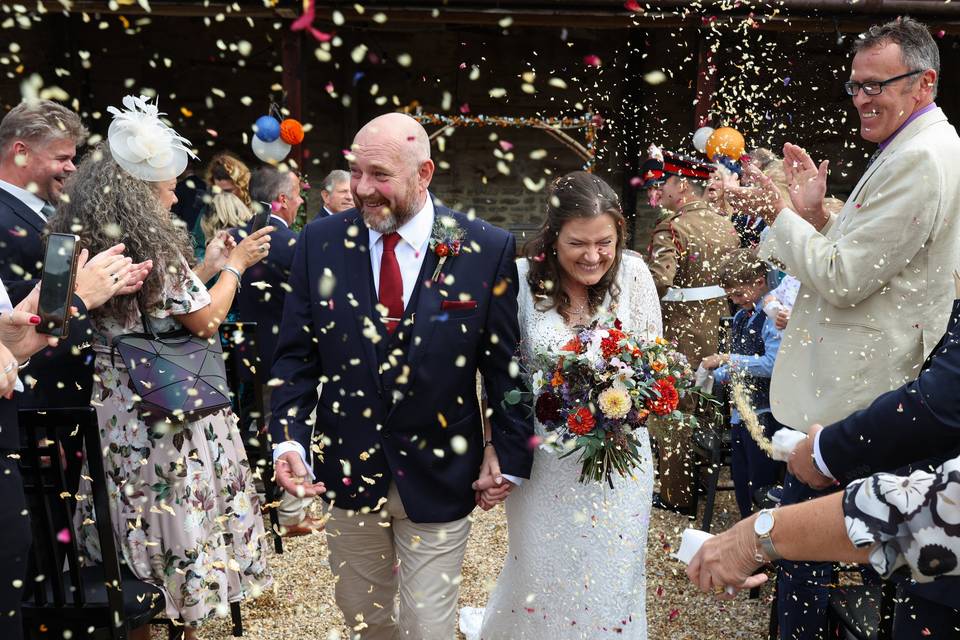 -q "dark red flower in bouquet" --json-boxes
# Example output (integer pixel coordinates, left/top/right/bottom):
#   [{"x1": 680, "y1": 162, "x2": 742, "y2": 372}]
[
  {"x1": 646, "y1": 379, "x2": 680, "y2": 416},
  {"x1": 567, "y1": 406, "x2": 596, "y2": 435},
  {"x1": 435, "y1": 243, "x2": 450, "y2": 257},
  {"x1": 535, "y1": 392, "x2": 562, "y2": 424}
]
